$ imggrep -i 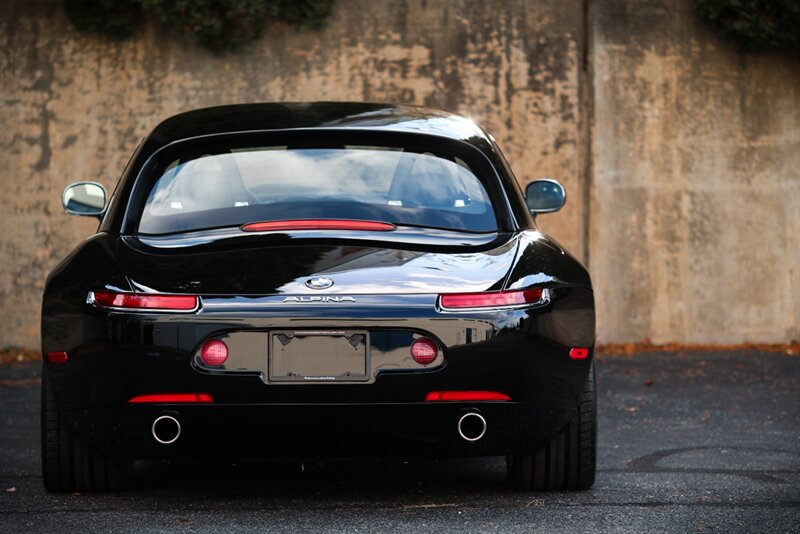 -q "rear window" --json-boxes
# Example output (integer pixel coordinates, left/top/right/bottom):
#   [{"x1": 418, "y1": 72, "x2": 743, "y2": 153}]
[{"x1": 137, "y1": 144, "x2": 498, "y2": 235}]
